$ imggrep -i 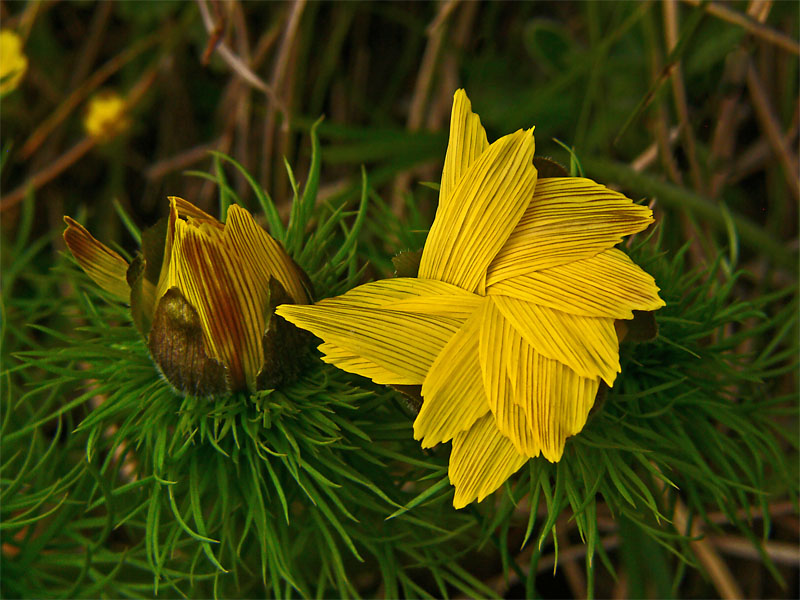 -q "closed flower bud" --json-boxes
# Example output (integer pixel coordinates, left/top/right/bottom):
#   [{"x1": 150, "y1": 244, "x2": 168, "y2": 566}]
[{"x1": 64, "y1": 197, "x2": 311, "y2": 396}]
